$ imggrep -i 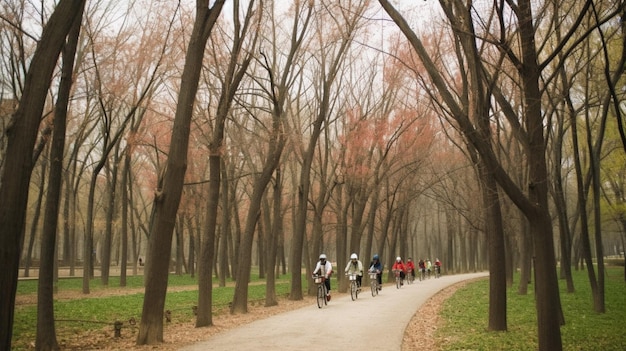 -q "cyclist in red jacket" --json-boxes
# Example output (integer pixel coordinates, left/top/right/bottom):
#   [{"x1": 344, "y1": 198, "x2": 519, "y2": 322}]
[
  {"x1": 392, "y1": 256, "x2": 407, "y2": 286},
  {"x1": 406, "y1": 257, "x2": 416, "y2": 281}
]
